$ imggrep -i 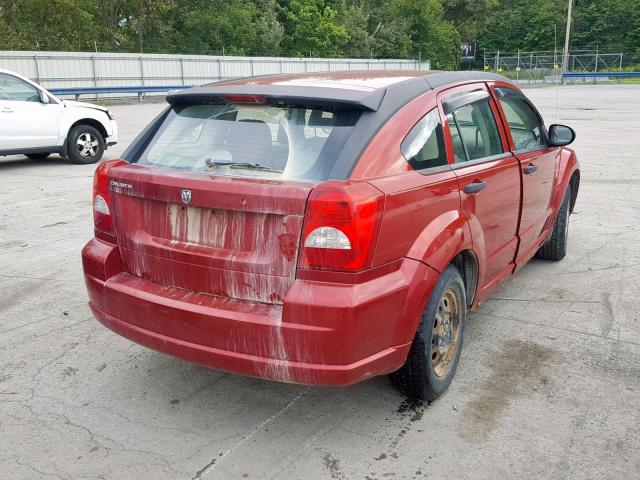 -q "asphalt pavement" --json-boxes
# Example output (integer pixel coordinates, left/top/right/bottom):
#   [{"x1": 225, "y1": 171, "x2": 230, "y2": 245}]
[{"x1": 1, "y1": 84, "x2": 639, "y2": 479}]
